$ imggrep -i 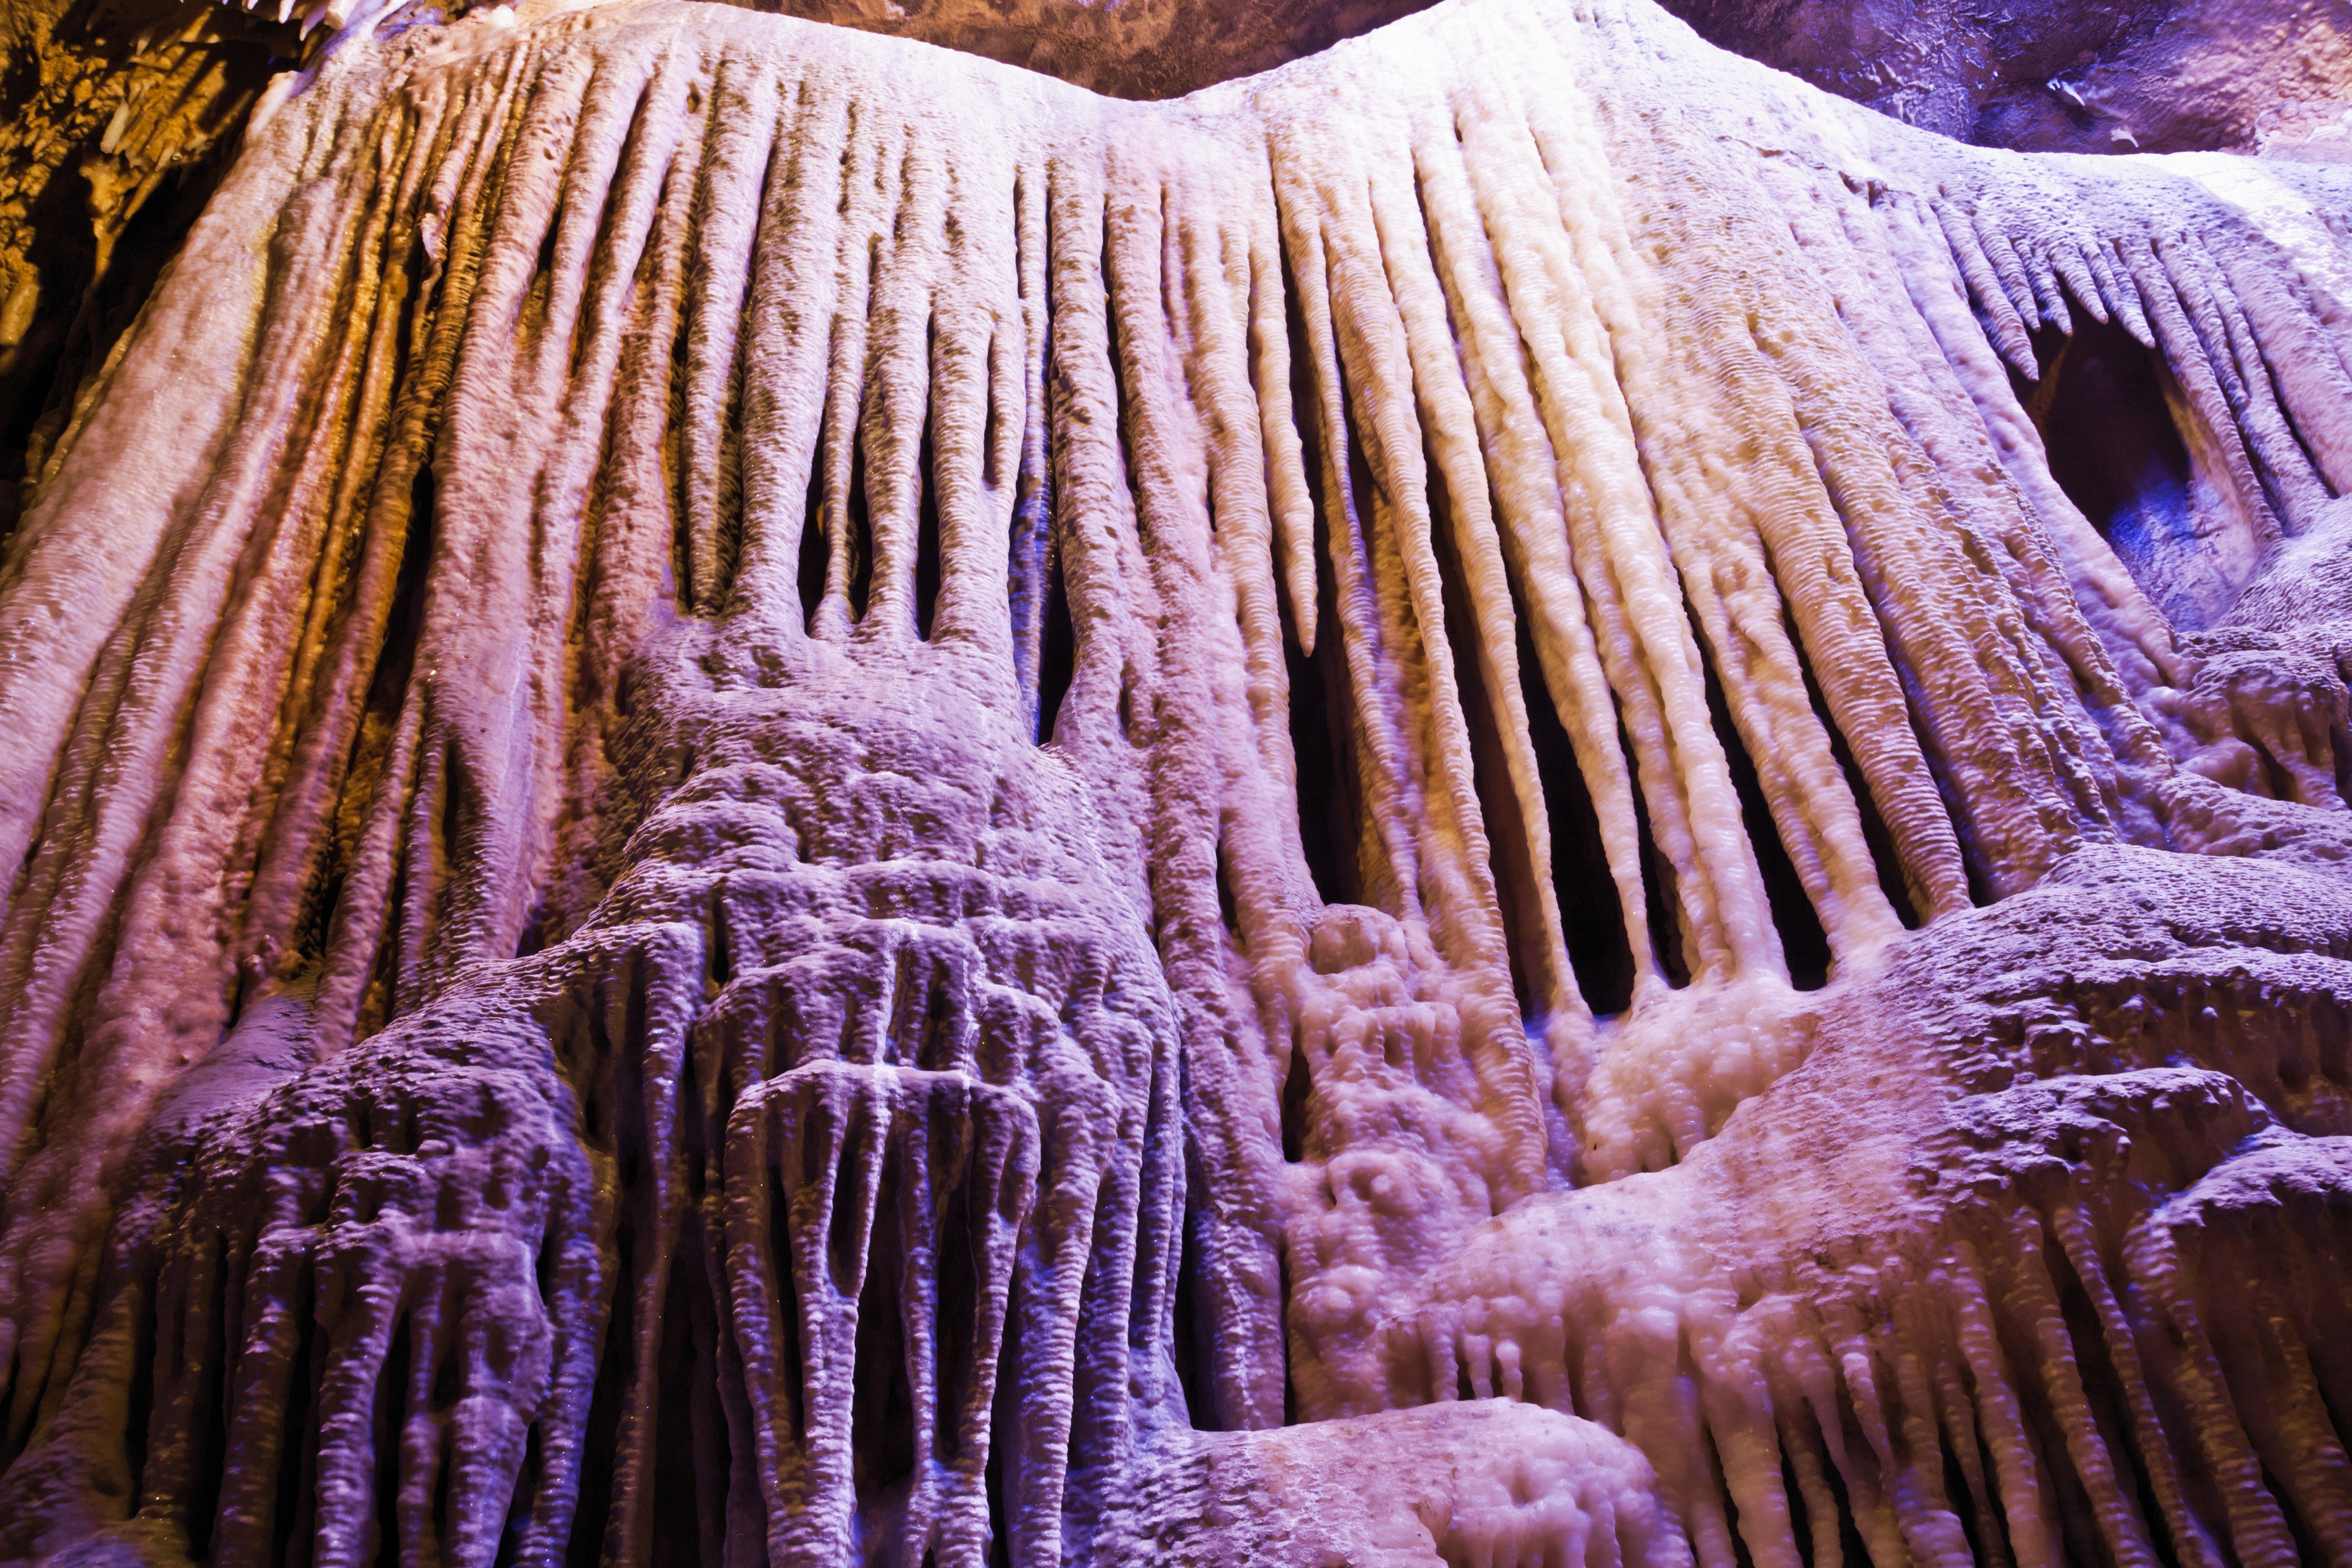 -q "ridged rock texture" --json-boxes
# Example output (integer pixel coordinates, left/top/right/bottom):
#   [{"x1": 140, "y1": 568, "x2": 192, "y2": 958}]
[{"x1": 2, "y1": 0, "x2": 2352, "y2": 1564}]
